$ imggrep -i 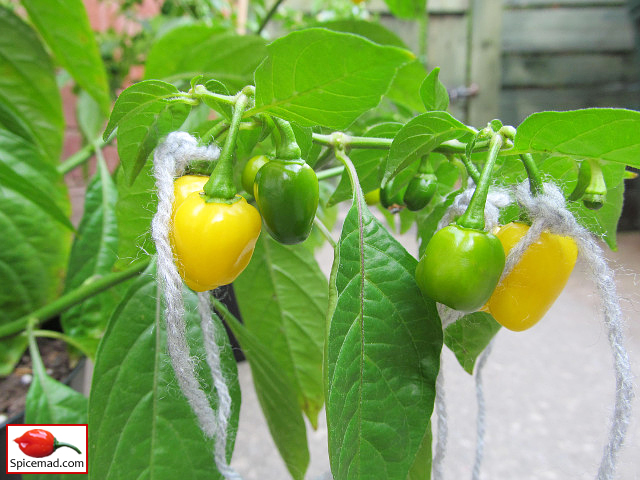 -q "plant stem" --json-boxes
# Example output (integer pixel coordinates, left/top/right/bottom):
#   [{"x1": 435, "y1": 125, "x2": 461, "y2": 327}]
[
  {"x1": 257, "y1": 0, "x2": 286, "y2": 35},
  {"x1": 203, "y1": 93, "x2": 250, "y2": 201},
  {"x1": 313, "y1": 217, "x2": 337, "y2": 248},
  {"x1": 519, "y1": 153, "x2": 544, "y2": 196},
  {"x1": 457, "y1": 133, "x2": 503, "y2": 230},
  {"x1": 316, "y1": 166, "x2": 344, "y2": 181},
  {"x1": 58, "y1": 138, "x2": 107, "y2": 175},
  {"x1": 460, "y1": 153, "x2": 481, "y2": 185},
  {"x1": 0, "y1": 258, "x2": 150, "y2": 340},
  {"x1": 273, "y1": 117, "x2": 302, "y2": 160},
  {"x1": 200, "y1": 121, "x2": 230, "y2": 144},
  {"x1": 334, "y1": 145, "x2": 364, "y2": 204},
  {"x1": 32, "y1": 329, "x2": 90, "y2": 357}
]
